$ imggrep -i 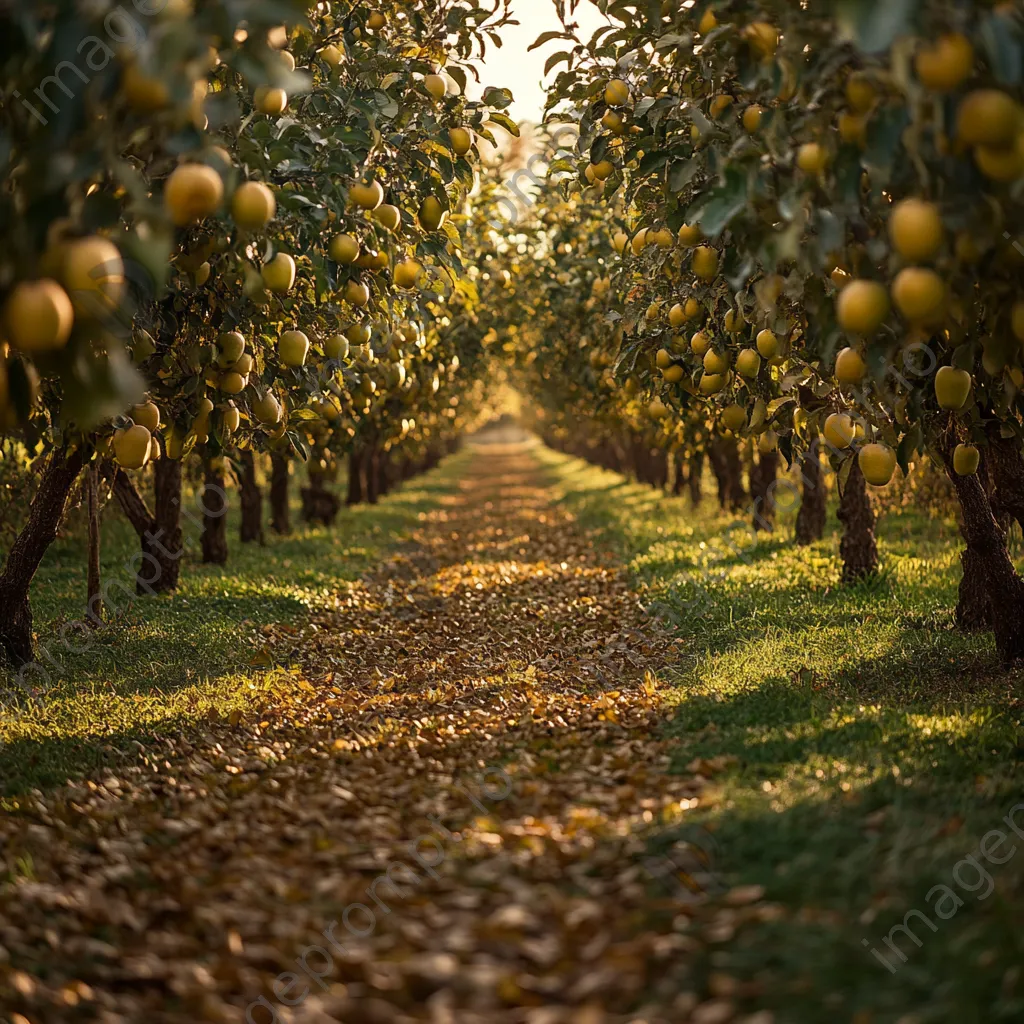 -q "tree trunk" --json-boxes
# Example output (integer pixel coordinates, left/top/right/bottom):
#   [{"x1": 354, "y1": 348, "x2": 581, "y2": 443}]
[
  {"x1": 688, "y1": 451, "x2": 704, "y2": 507},
  {"x1": 750, "y1": 451, "x2": 779, "y2": 532},
  {"x1": 269, "y1": 452, "x2": 290, "y2": 535},
  {"x1": 837, "y1": 460, "x2": 879, "y2": 582},
  {"x1": 347, "y1": 446, "x2": 364, "y2": 506},
  {"x1": 366, "y1": 446, "x2": 380, "y2": 504},
  {"x1": 709, "y1": 438, "x2": 747, "y2": 512},
  {"x1": 112, "y1": 462, "x2": 182, "y2": 595},
  {"x1": 239, "y1": 450, "x2": 264, "y2": 544},
  {"x1": 301, "y1": 472, "x2": 340, "y2": 526},
  {"x1": 86, "y1": 463, "x2": 102, "y2": 627},
  {"x1": 985, "y1": 429, "x2": 1024, "y2": 534},
  {"x1": 200, "y1": 462, "x2": 229, "y2": 565},
  {"x1": 944, "y1": 445, "x2": 1024, "y2": 664},
  {"x1": 0, "y1": 443, "x2": 86, "y2": 666},
  {"x1": 795, "y1": 449, "x2": 827, "y2": 545}
]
